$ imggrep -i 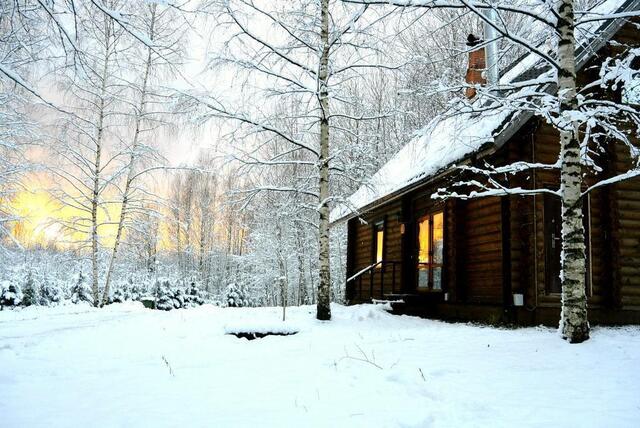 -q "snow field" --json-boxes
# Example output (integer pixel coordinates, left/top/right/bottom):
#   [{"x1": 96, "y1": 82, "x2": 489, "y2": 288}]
[{"x1": 1, "y1": 303, "x2": 639, "y2": 427}]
